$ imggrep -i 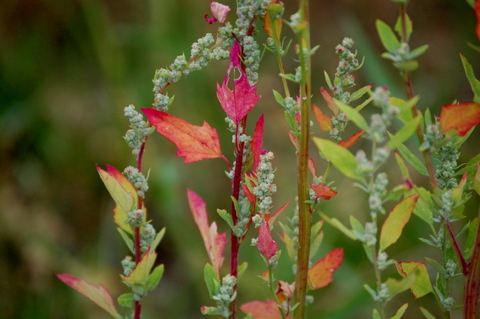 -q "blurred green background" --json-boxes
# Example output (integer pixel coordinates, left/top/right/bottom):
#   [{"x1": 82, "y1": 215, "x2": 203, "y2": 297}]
[{"x1": 1, "y1": 0, "x2": 479, "y2": 318}]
